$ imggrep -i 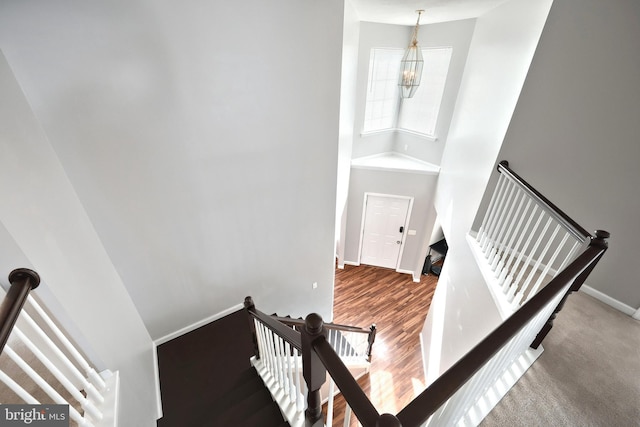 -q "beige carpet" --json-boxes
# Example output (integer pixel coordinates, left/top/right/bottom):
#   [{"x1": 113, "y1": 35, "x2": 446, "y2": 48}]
[{"x1": 481, "y1": 291, "x2": 640, "y2": 426}]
